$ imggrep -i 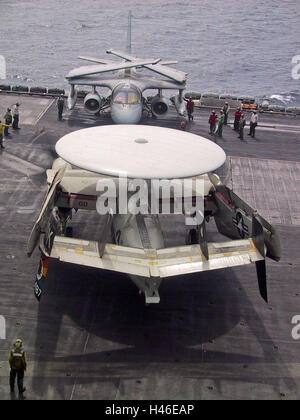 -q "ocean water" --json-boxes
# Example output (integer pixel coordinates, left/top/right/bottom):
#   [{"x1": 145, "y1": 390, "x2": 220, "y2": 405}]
[{"x1": 1, "y1": 0, "x2": 300, "y2": 104}]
